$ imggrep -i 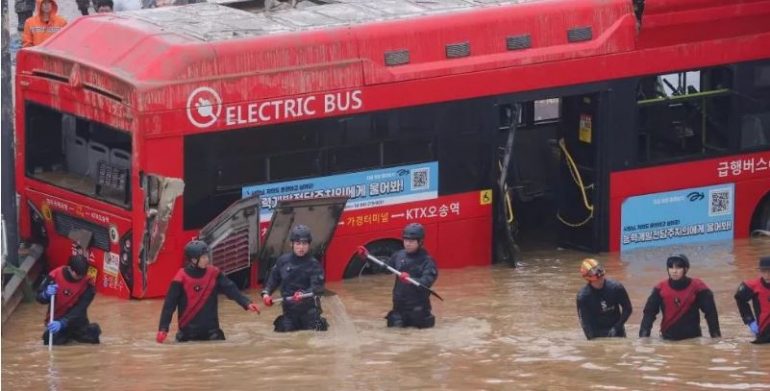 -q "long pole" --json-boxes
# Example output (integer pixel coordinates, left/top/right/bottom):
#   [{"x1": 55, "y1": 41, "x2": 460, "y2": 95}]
[
  {"x1": 48, "y1": 294, "x2": 55, "y2": 350},
  {"x1": 359, "y1": 250, "x2": 444, "y2": 301},
  {"x1": 1, "y1": 0, "x2": 20, "y2": 268}
]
